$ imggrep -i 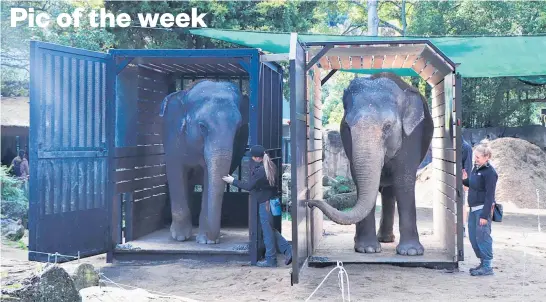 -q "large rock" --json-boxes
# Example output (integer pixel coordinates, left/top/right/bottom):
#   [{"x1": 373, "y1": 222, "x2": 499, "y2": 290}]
[
  {"x1": 1, "y1": 218, "x2": 25, "y2": 241},
  {"x1": 325, "y1": 192, "x2": 357, "y2": 210},
  {"x1": 322, "y1": 129, "x2": 352, "y2": 181},
  {"x1": 70, "y1": 264, "x2": 99, "y2": 292},
  {"x1": 2, "y1": 264, "x2": 82, "y2": 301}
]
